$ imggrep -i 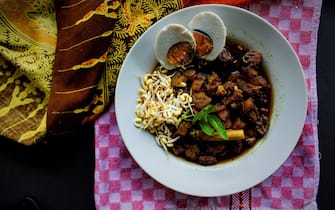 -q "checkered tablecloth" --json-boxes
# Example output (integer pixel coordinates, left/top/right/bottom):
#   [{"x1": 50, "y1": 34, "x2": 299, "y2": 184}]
[{"x1": 94, "y1": 0, "x2": 321, "y2": 209}]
